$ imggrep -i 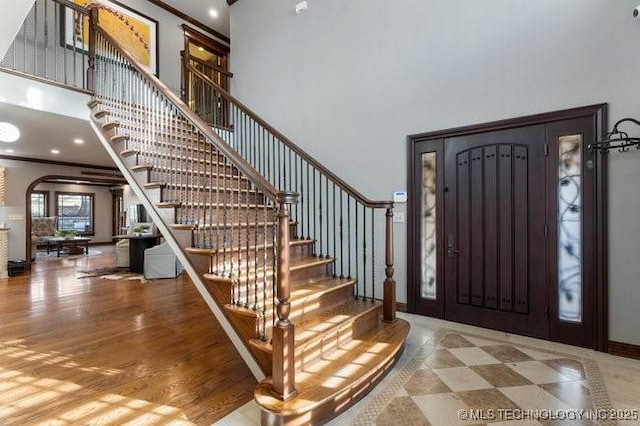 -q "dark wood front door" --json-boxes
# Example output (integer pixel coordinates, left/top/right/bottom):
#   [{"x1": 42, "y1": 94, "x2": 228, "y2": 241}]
[
  {"x1": 444, "y1": 126, "x2": 548, "y2": 337},
  {"x1": 407, "y1": 105, "x2": 608, "y2": 350}
]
